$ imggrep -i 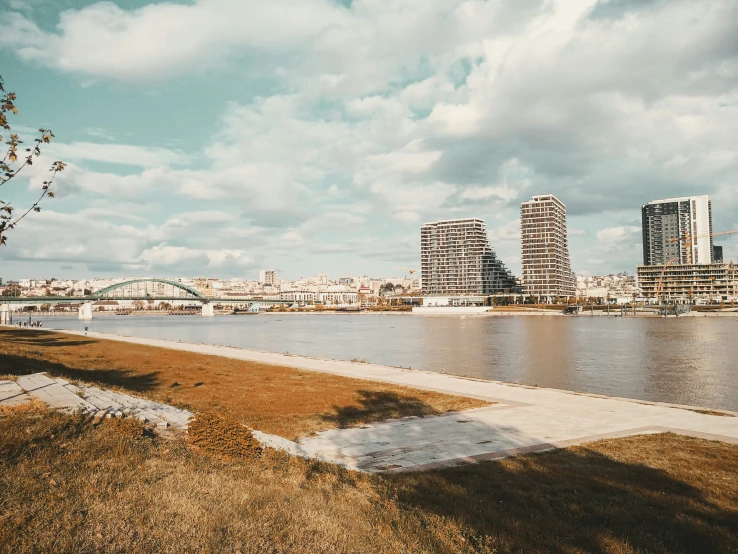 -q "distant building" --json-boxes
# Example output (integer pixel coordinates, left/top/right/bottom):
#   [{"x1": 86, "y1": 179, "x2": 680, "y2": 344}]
[
  {"x1": 576, "y1": 273, "x2": 639, "y2": 303},
  {"x1": 259, "y1": 270, "x2": 277, "y2": 286},
  {"x1": 641, "y1": 195, "x2": 713, "y2": 265},
  {"x1": 714, "y1": 245, "x2": 724, "y2": 263},
  {"x1": 279, "y1": 290, "x2": 317, "y2": 304},
  {"x1": 92, "y1": 300, "x2": 120, "y2": 311},
  {"x1": 420, "y1": 218, "x2": 517, "y2": 296},
  {"x1": 520, "y1": 195, "x2": 576, "y2": 298}
]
